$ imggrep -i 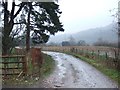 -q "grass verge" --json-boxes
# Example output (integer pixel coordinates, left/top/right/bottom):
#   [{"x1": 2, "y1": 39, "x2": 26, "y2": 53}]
[
  {"x1": 64, "y1": 51, "x2": 120, "y2": 85},
  {"x1": 40, "y1": 53, "x2": 55, "y2": 78},
  {"x1": 2, "y1": 53, "x2": 55, "y2": 87}
]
